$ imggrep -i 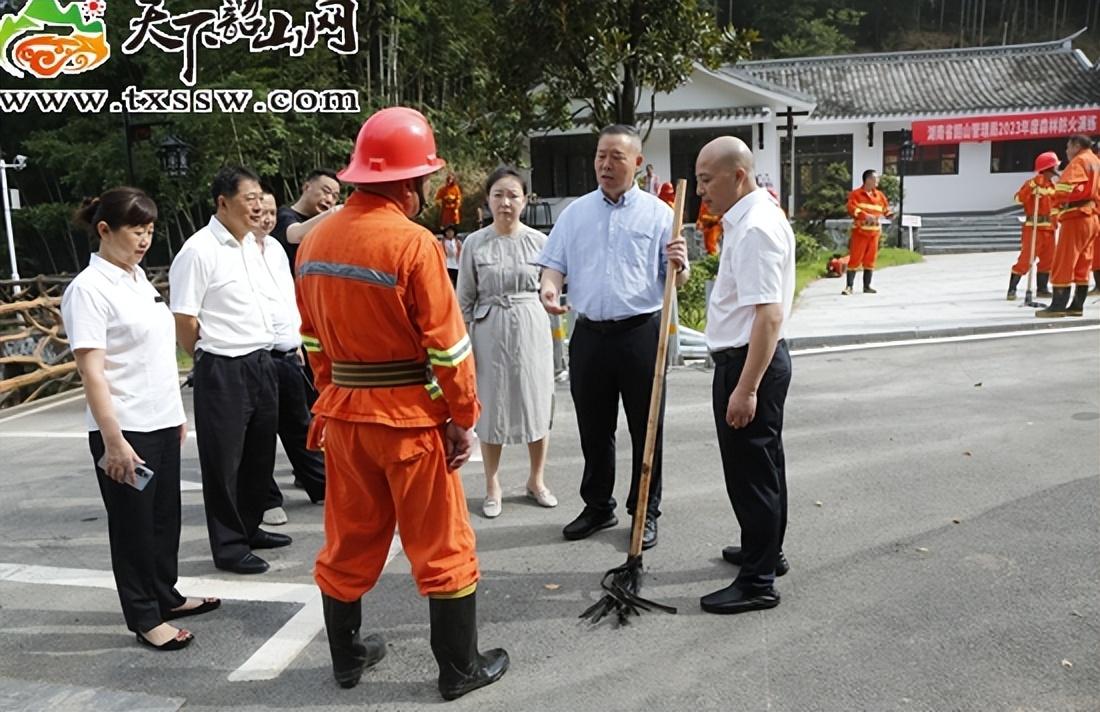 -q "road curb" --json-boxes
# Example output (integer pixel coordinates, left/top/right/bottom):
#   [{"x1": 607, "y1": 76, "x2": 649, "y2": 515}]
[{"x1": 786, "y1": 318, "x2": 1100, "y2": 350}]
